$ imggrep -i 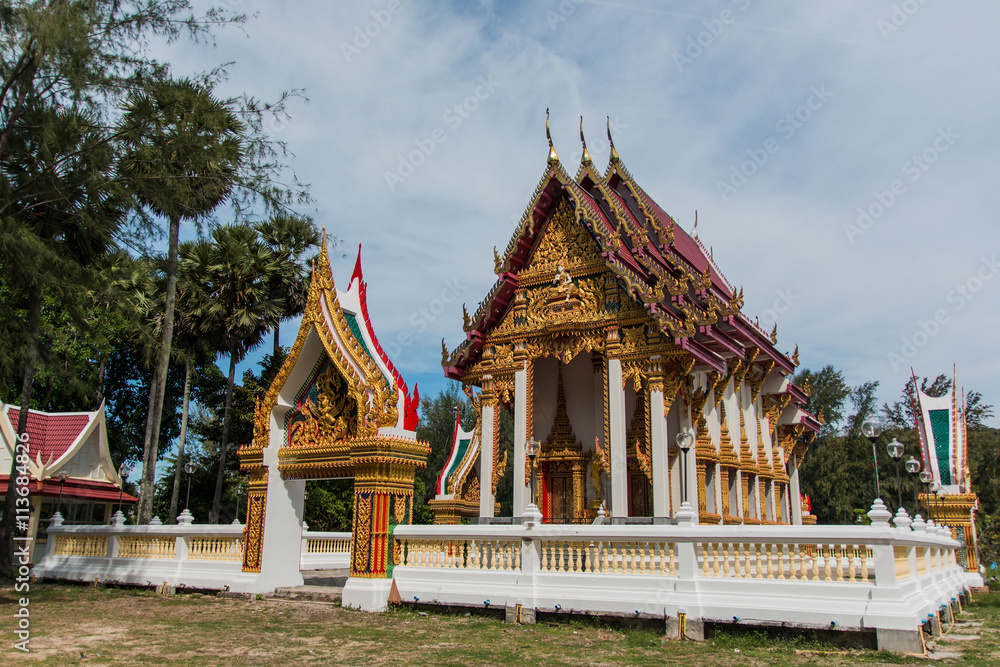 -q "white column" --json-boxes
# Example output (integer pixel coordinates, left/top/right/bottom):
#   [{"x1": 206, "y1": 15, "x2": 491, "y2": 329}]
[
  {"x1": 789, "y1": 452, "x2": 803, "y2": 525},
  {"x1": 480, "y1": 399, "x2": 496, "y2": 517},
  {"x1": 513, "y1": 364, "x2": 528, "y2": 517},
  {"x1": 650, "y1": 387, "x2": 669, "y2": 518},
  {"x1": 607, "y1": 358, "x2": 627, "y2": 517},
  {"x1": 258, "y1": 414, "x2": 306, "y2": 590}
]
